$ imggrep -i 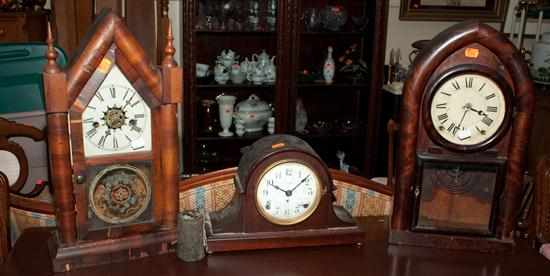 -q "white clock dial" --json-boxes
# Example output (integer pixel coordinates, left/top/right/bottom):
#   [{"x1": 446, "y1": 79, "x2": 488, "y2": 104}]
[
  {"x1": 256, "y1": 161, "x2": 322, "y2": 225},
  {"x1": 82, "y1": 66, "x2": 152, "y2": 157},
  {"x1": 430, "y1": 73, "x2": 507, "y2": 146}
]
